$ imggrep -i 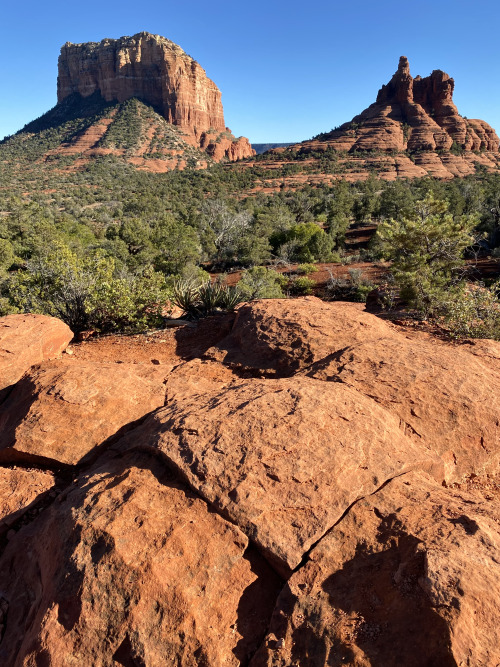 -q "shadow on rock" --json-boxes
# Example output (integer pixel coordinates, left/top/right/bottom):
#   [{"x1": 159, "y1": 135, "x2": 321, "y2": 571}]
[
  {"x1": 0, "y1": 449, "x2": 282, "y2": 666},
  {"x1": 321, "y1": 516, "x2": 457, "y2": 667}
]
